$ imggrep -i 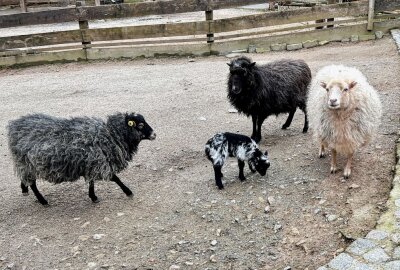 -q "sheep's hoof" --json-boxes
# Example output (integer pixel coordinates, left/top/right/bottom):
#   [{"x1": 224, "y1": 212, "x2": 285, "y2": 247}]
[
  {"x1": 330, "y1": 167, "x2": 337, "y2": 174},
  {"x1": 217, "y1": 185, "x2": 224, "y2": 190},
  {"x1": 343, "y1": 173, "x2": 351, "y2": 179},
  {"x1": 239, "y1": 176, "x2": 246, "y2": 181},
  {"x1": 91, "y1": 197, "x2": 100, "y2": 203},
  {"x1": 39, "y1": 199, "x2": 49, "y2": 206},
  {"x1": 319, "y1": 152, "x2": 326, "y2": 158},
  {"x1": 302, "y1": 128, "x2": 308, "y2": 133},
  {"x1": 281, "y1": 124, "x2": 289, "y2": 130},
  {"x1": 126, "y1": 192, "x2": 134, "y2": 198}
]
